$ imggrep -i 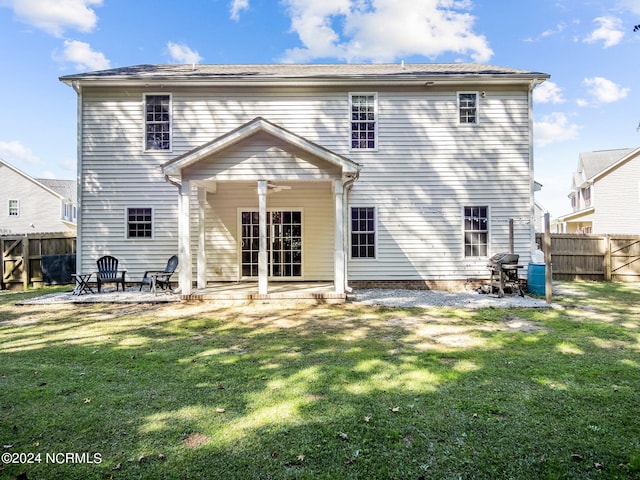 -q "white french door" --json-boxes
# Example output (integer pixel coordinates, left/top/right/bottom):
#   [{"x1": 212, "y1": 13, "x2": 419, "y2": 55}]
[{"x1": 240, "y1": 210, "x2": 302, "y2": 279}]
